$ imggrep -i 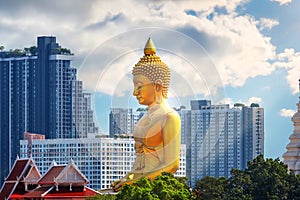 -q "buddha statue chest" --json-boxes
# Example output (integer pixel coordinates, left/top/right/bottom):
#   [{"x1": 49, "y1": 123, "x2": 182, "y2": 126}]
[{"x1": 134, "y1": 111, "x2": 166, "y2": 148}]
